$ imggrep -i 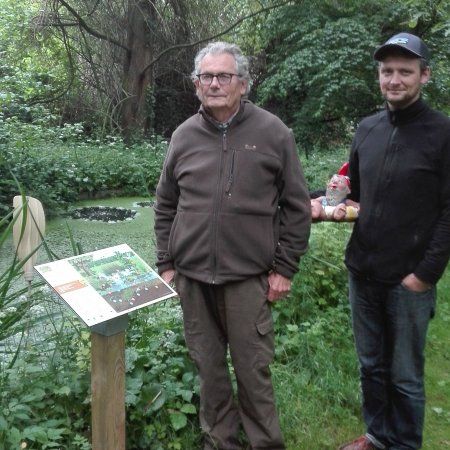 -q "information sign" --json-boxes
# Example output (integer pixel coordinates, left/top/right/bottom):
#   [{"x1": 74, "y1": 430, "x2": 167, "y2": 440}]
[{"x1": 35, "y1": 244, "x2": 176, "y2": 326}]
